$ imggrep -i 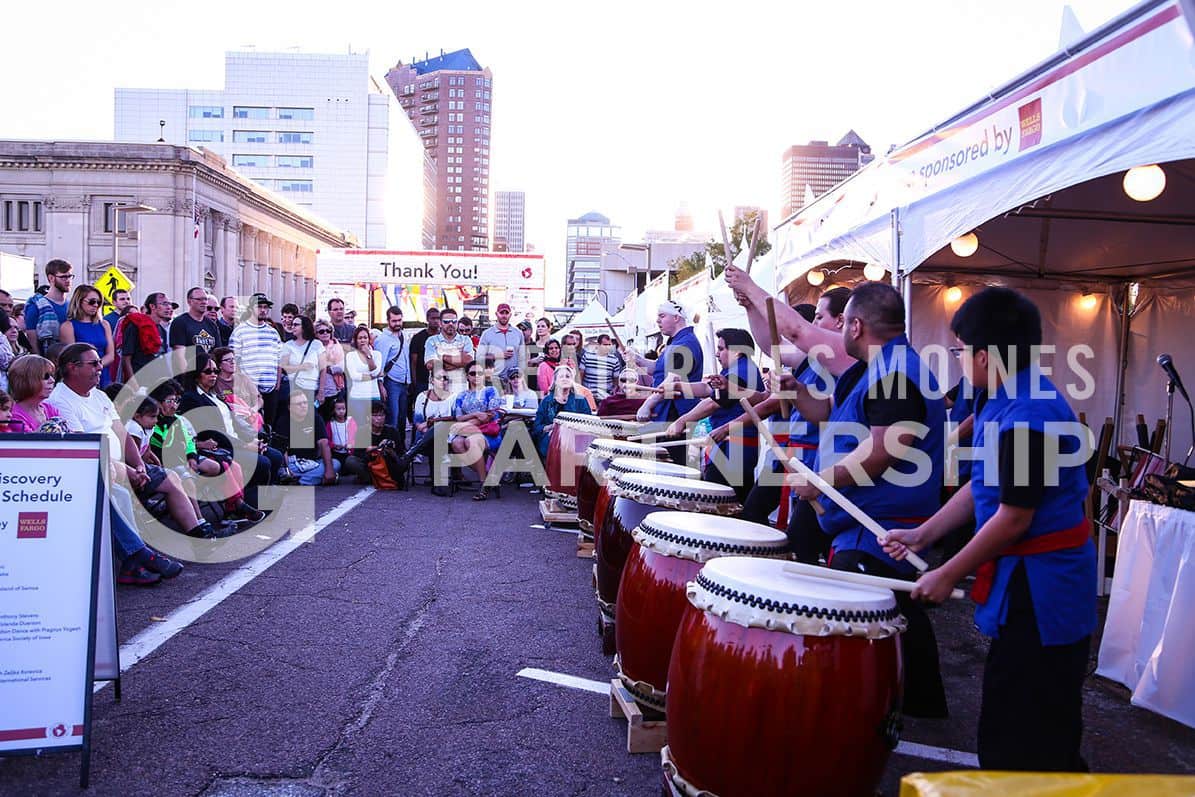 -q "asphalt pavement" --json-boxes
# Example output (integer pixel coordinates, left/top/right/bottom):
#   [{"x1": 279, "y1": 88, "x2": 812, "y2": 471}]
[{"x1": 2, "y1": 483, "x2": 1193, "y2": 796}]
